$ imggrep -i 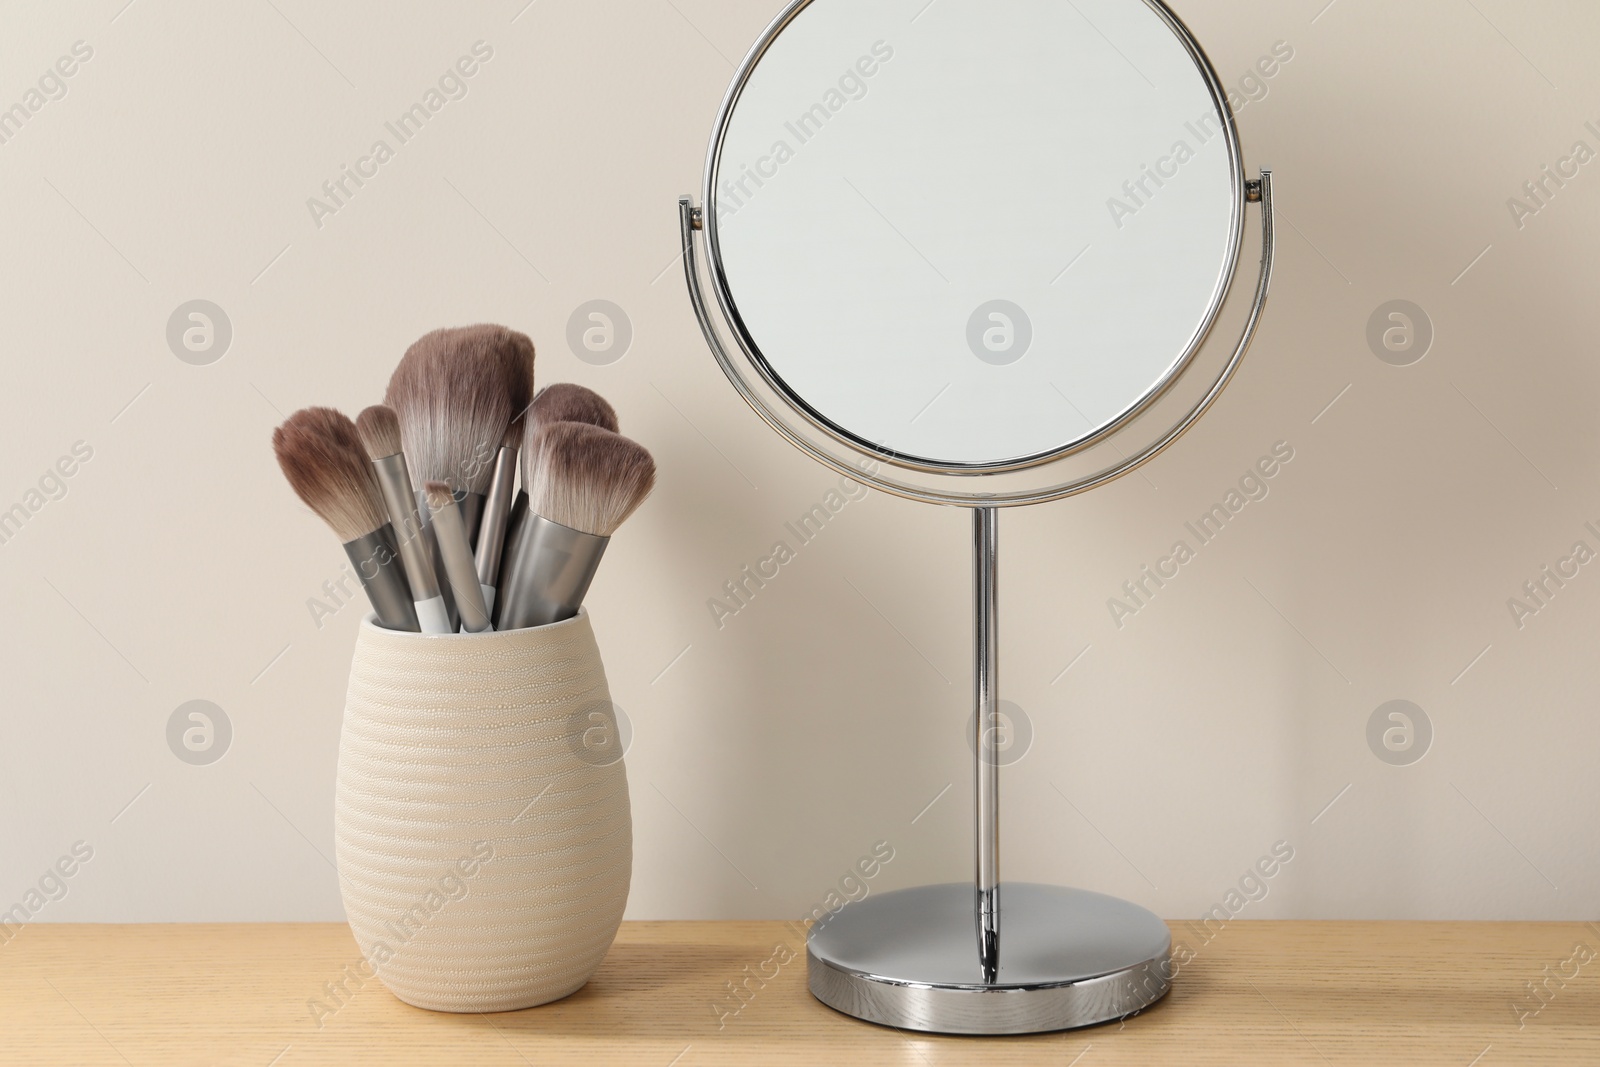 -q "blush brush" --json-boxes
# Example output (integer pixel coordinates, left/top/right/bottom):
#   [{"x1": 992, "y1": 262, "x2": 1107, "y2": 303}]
[{"x1": 272, "y1": 407, "x2": 419, "y2": 633}]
